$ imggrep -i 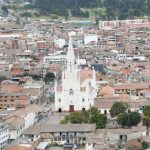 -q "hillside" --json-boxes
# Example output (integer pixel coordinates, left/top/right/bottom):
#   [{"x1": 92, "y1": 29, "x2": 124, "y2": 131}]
[
  {"x1": 3, "y1": 0, "x2": 149, "y2": 21},
  {"x1": 32, "y1": 0, "x2": 150, "y2": 20}
]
